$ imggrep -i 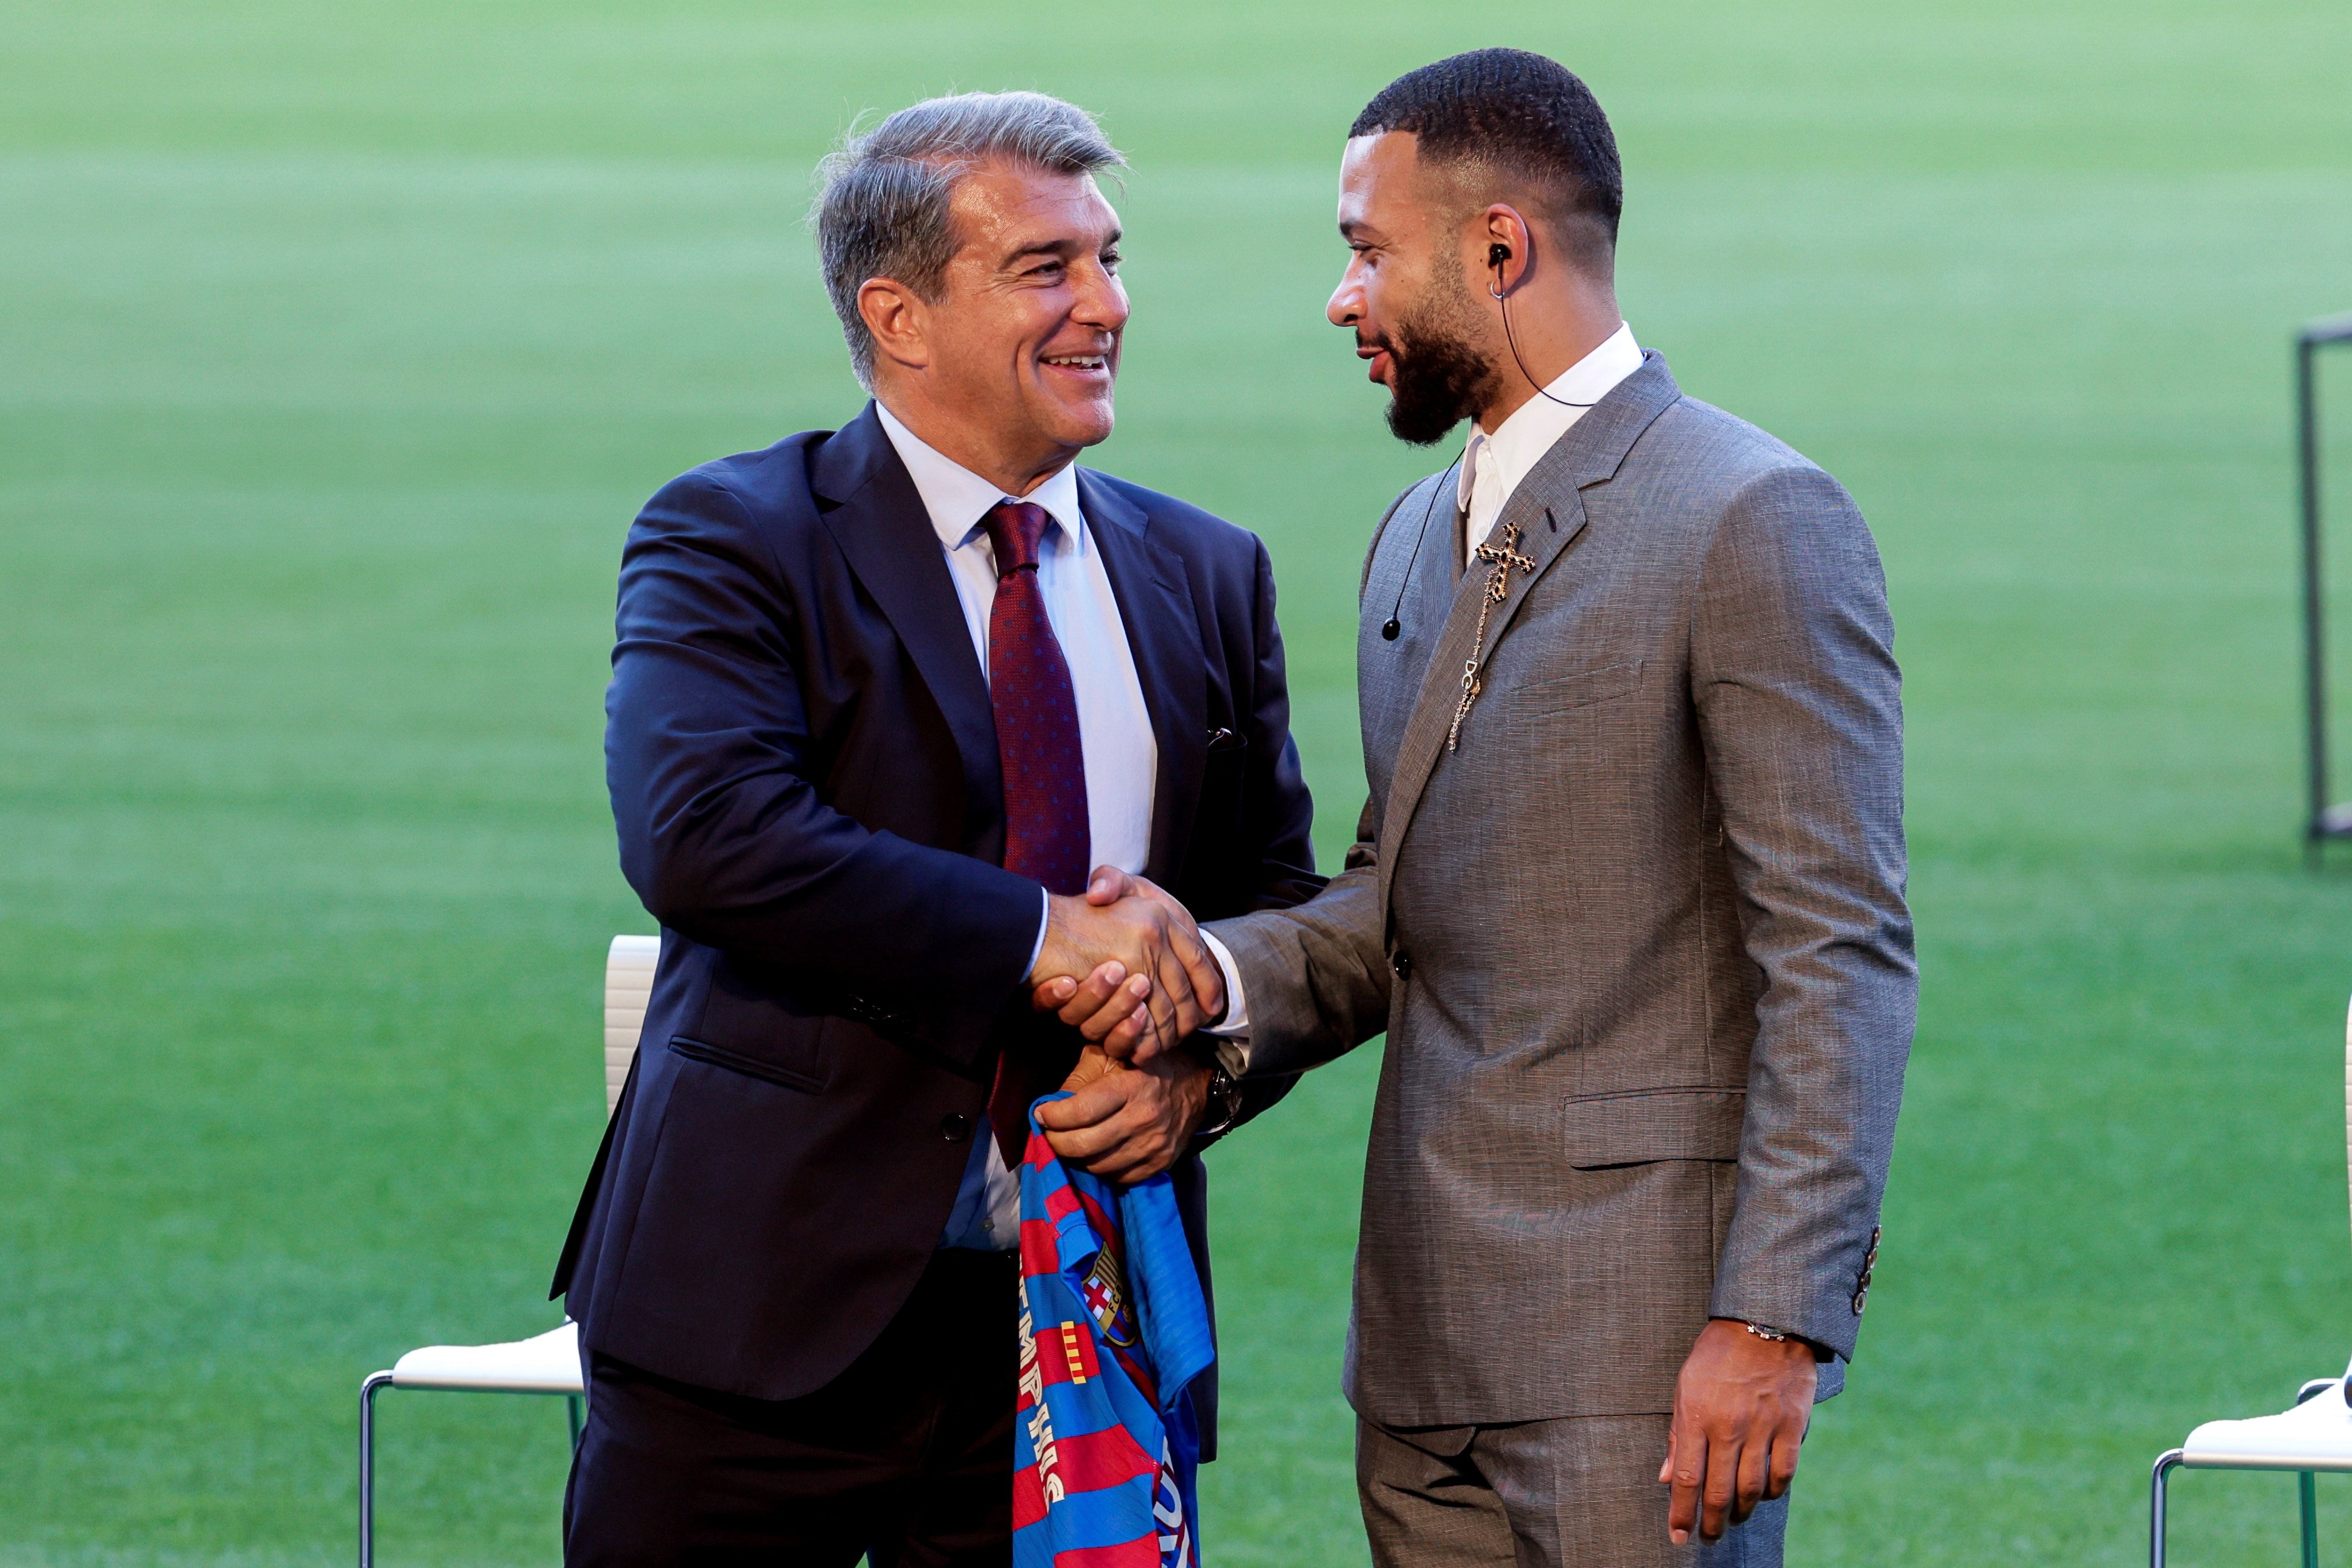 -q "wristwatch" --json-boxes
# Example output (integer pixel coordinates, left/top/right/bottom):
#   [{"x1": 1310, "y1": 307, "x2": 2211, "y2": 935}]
[
  {"x1": 1741, "y1": 1321, "x2": 1791, "y2": 1343},
  {"x1": 1194, "y1": 1061, "x2": 1245, "y2": 1139}
]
